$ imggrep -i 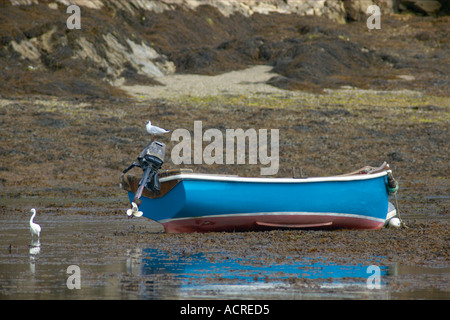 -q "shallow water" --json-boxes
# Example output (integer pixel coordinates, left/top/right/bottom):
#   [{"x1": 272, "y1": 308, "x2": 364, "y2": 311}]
[
  {"x1": 0, "y1": 207, "x2": 448, "y2": 300},
  {"x1": 131, "y1": 248, "x2": 393, "y2": 299}
]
